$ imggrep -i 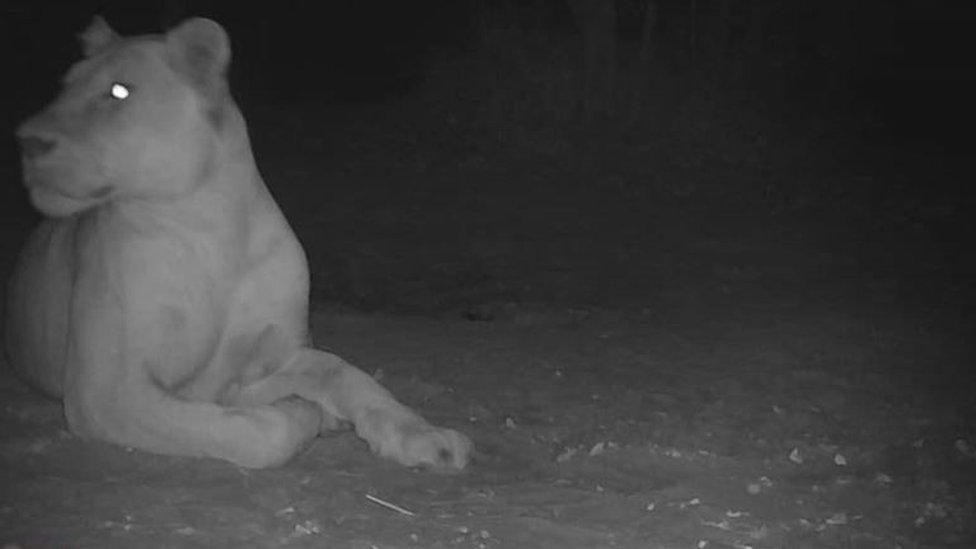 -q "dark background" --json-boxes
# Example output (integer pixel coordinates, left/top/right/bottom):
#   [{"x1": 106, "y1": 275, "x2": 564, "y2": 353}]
[
  {"x1": 1, "y1": 0, "x2": 973, "y2": 313},
  {"x1": 4, "y1": 1, "x2": 973, "y2": 137}
]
